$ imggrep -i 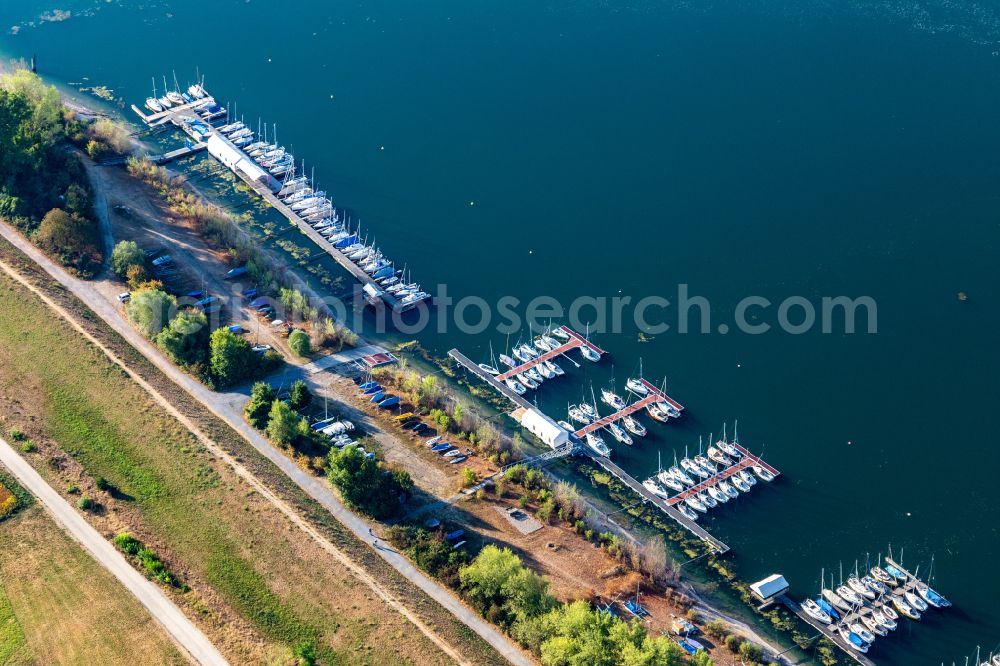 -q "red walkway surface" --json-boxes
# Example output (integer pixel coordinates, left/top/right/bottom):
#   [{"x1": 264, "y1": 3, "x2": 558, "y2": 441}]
[
  {"x1": 496, "y1": 326, "x2": 604, "y2": 381},
  {"x1": 665, "y1": 446, "x2": 780, "y2": 506},
  {"x1": 573, "y1": 379, "x2": 684, "y2": 438}
]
